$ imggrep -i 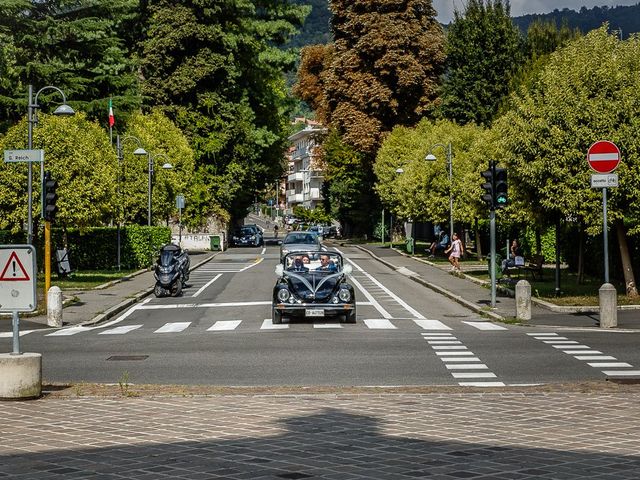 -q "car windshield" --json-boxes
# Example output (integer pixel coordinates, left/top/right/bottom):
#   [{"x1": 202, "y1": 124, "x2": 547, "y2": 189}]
[
  {"x1": 284, "y1": 252, "x2": 342, "y2": 273},
  {"x1": 238, "y1": 228, "x2": 254, "y2": 236},
  {"x1": 283, "y1": 233, "x2": 317, "y2": 245}
]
